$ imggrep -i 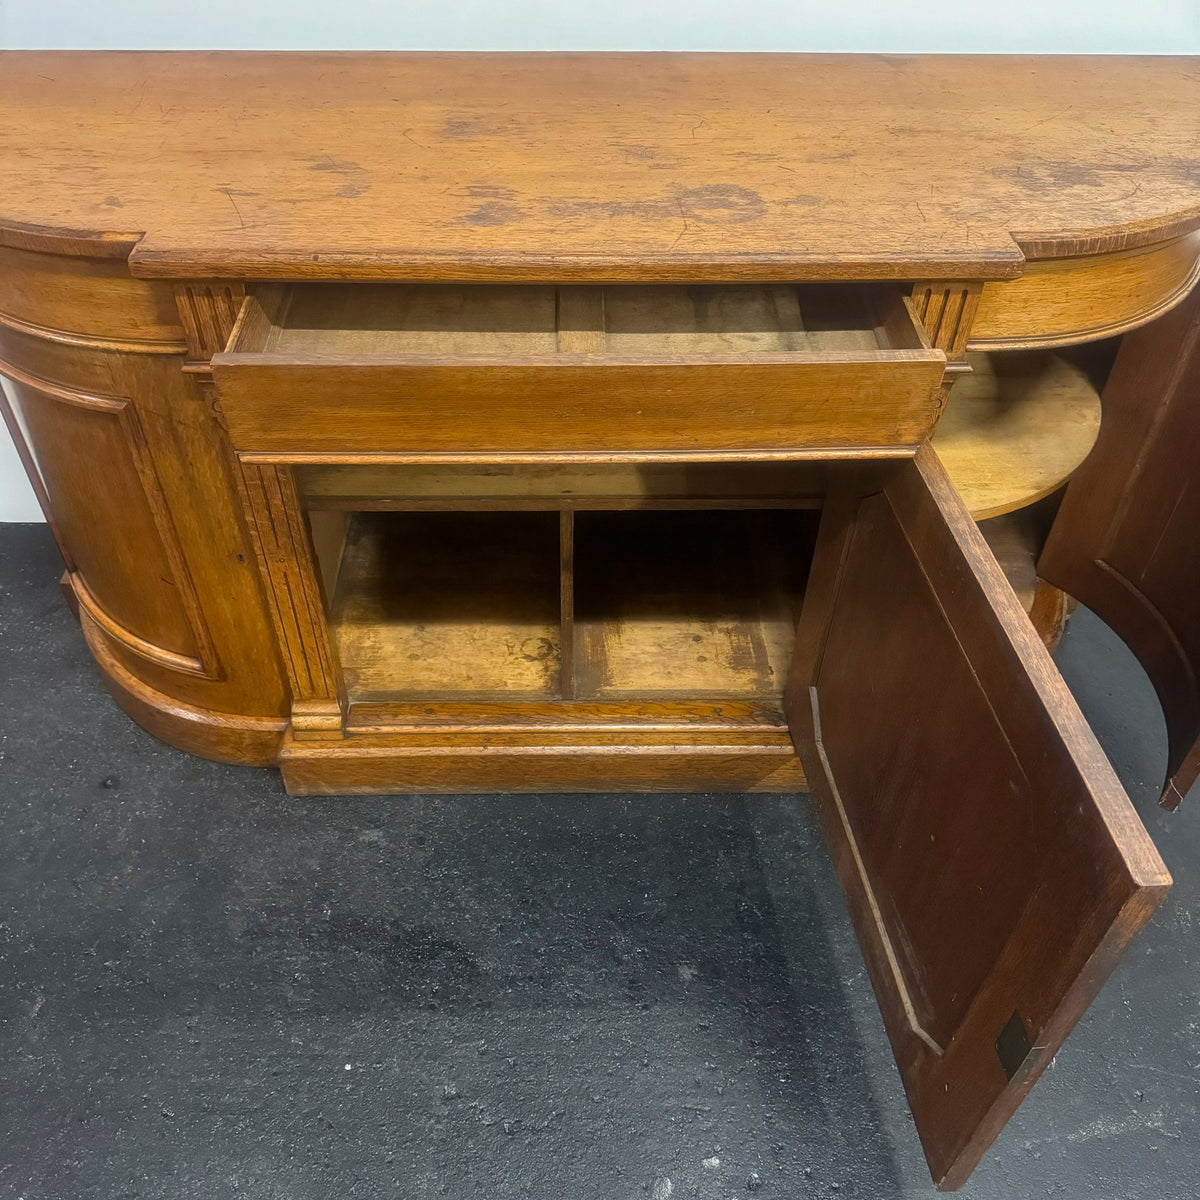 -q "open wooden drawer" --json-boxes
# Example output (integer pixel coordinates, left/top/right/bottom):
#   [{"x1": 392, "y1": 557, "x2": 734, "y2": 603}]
[
  {"x1": 212, "y1": 283, "x2": 945, "y2": 454},
  {"x1": 785, "y1": 446, "x2": 1169, "y2": 1188}
]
